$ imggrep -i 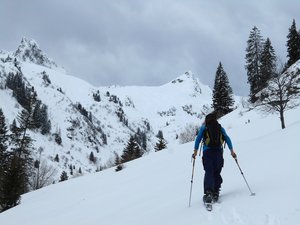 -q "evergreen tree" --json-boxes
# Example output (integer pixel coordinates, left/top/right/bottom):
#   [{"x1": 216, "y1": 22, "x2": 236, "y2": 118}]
[
  {"x1": 6, "y1": 72, "x2": 50, "y2": 135},
  {"x1": 154, "y1": 137, "x2": 167, "y2": 152},
  {"x1": 0, "y1": 109, "x2": 9, "y2": 168},
  {"x1": 31, "y1": 100, "x2": 42, "y2": 129},
  {"x1": 93, "y1": 91, "x2": 101, "y2": 102},
  {"x1": 31, "y1": 100, "x2": 51, "y2": 134},
  {"x1": 0, "y1": 109, "x2": 9, "y2": 211},
  {"x1": 17, "y1": 108, "x2": 35, "y2": 131},
  {"x1": 1, "y1": 117, "x2": 33, "y2": 211},
  {"x1": 89, "y1": 151, "x2": 95, "y2": 163},
  {"x1": 41, "y1": 119, "x2": 51, "y2": 135},
  {"x1": 59, "y1": 171, "x2": 68, "y2": 182},
  {"x1": 121, "y1": 135, "x2": 143, "y2": 163},
  {"x1": 6, "y1": 72, "x2": 32, "y2": 111},
  {"x1": 40, "y1": 105, "x2": 51, "y2": 134},
  {"x1": 69, "y1": 164, "x2": 73, "y2": 175},
  {"x1": 12, "y1": 114, "x2": 34, "y2": 174},
  {"x1": 1, "y1": 100, "x2": 35, "y2": 211},
  {"x1": 115, "y1": 163, "x2": 124, "y2": 172},
  {"x1": 141, "y1": 132, "x2": 147, "y2": 150},
  {"x1": 134, "y1": 129, "x2": 147, "y2": 151},
  {"x1": 260, "y1": 38, "x2": 277, "y2": 90},
  {"x1": 212, "y1": 62, "x2": 235, "y2": 117},
  {"x1": 17, "y1": 92, "x2": 38, "y2": 131},
  {"x1": 54, "y1": 129, "x2": 62, "y2": 145},
  {"x1": 245, "y1": 26, "x2": 264, "y2": 103},
  {"x1": 101, "y1": 133, "x2": 107, "y2": 145},
  {"x1": 156, "y1": 130, "x2": 163, "y2": 139},
  {"x1": 33, "y1": 159, "x2": 40, "y2": 189},
  {"x1": 114, "y1": 152, "x2": 124, "y2": 172},
  {"x1": 54, "y1": 154, "x2": 59, "y2": 162},
  {"x1": 10, "y1": 119, "x2": 18, "y2": 135},
  {"x1": 0, "y1": 155, "x2": 23, "y2": 211},
  {"x1": 286, "y1": 19, "x2": 300, "y2": 67}
]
